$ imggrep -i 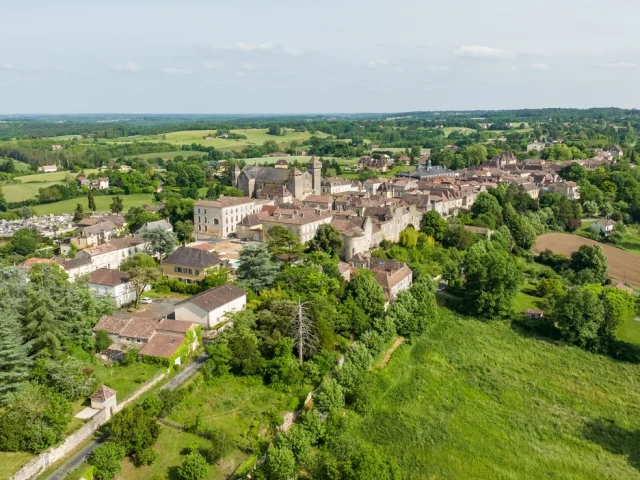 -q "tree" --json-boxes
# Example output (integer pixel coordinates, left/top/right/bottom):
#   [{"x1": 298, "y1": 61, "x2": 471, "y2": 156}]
[
  {"x1": 420, "y1": 210, "x2": 448, "y2": 242},
  {"x1": 308, "y1": 224, "x2": 343, "y2": 257},
  {"x1": 174, "y1": 220, "x2": 194, "y2": 246},
  {"x1": 177, "y1": 452, "x2": 208, "y2": 480},
  {"x1": 125, "y1": 207, "x2": 161, "y2": 233},
  {"x1": 267, "y1": 226, "x2": 304, "y2": 263},
  {"x1": 265, "y1": 446, "x2": 296, "y2": 480},
  {"x1": 582, "y1": 200, "x2": 598, "y2": 217},
  {"x1": 314, "y1": 377, "x2": 344, "y2": 414},
  {"x1": 555, "y1": 287, "x2": 605, "y2": 350},
  {"x1": 87, "y1": 189, "x2": 97, "y2": 212},
  {"x1": 462, "y1": 241, "x2": 524, "y2": 318},
  {"x1": 129, "y1": 267, "x2": 160, "y2": 308},
  {"x1": 0, "y1": 185, "x2": 6, "y2": 212},
  {"x1": 570, "y1": 245, "x2": 608, "y2": 285},
  {"x1": 109, "y1": 195, "x2": 124, "y2": 214},
  {"x1": 559, "y1": 163, "x2": 587, "y2": 182},
  {"x1": 141, "y1": 226, "x2": 176, "y2": 262},
  {"x1": 88, "y1": 442, "x2": 126, "y2": 480},
  {"x1": 108, "y1": 405, "x2": 161, "y2": 458},
  {"x1": 237, "y1": 243, "x2": 279, "y2": 292},
  {"x1": 471, "y1": 192, "x2": 503, "y2": 223},
  {"x1": 399, "y1": 226, "x2": 419, "y2": 248},
  {"x1": 344, "y1": 271, "x2": 386, "y2": 320},
  {"x1": 600, "y1": 201, "x2": 614, "y2": 219},
  {"x1": 503, "y1": 203, "x2": 537, "y2": 250},
  {"x1": 94, "y1": 329, "x2": 112, "y2": 352},
  {"x1": 290, "y1": 298, "x2": 319, "y2": 364},
  {"x1": 0, "y1": 312, "x2": 31, "y2": 402},
  {"x1": 10, "y1": 227, "x2": 37, "y2": 256},
  {"x1": 73, "y1": 203, "x2": 84, "y2": 222}
]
